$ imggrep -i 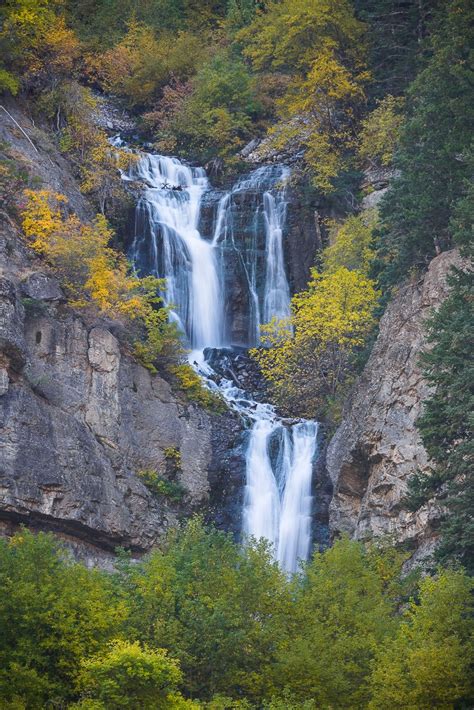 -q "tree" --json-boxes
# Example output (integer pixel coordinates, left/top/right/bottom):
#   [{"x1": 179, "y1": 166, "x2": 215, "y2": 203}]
[
  {"x1": 76, "y1": 640, "x2": 193, "y2": 709},
  {"x1": 272, "y1": 538, "x2": 403, "y2": 708},
  {"x1": 357, "y1": 95, "x2": 405, "y2": 167},
  {"x1": 147, "y1": 49, "x2": 261, "y2": 164},
  {"x1": 252, "y1": 267, "x2": 379, "y2": 419},
  {"x1": 95, "y1": 19, "x2": 206, "y2": 108},
  {"x1": 405, "y1": 170, "x2": 473, "y2": 571},
  {"x1": 375, "y1": 0, "x2": 474, "y2": 287},
  {"x1": 369, "y1": 570, "x2": 474, "y2": 709},
  {"x1": 0, "y1": 530, "x2": 124, "y2": 706},
  {"x1": 120, "y1": 518, "x2": 290, "y2": 702},
  {"x1": 239, "y1": 0, "x2": 369, "y2": 190},
  {"x1": 406, "y1": 262, "x2": 474, "y2": 571},
  {"x1": 354, "y1": 0, "x2": 442, "y2": 97},
  {"x1": 0, "y1": 0, "x2": 81, "y2": 94},
  {"x1": 323, "y1": 209, "x2": 377, "y2": 275}
]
